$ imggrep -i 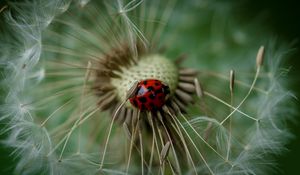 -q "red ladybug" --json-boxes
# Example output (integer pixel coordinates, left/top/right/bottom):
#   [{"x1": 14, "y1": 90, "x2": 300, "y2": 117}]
[{"x1": 129, "y1": 79, "x2": 170, "y2": 111}]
